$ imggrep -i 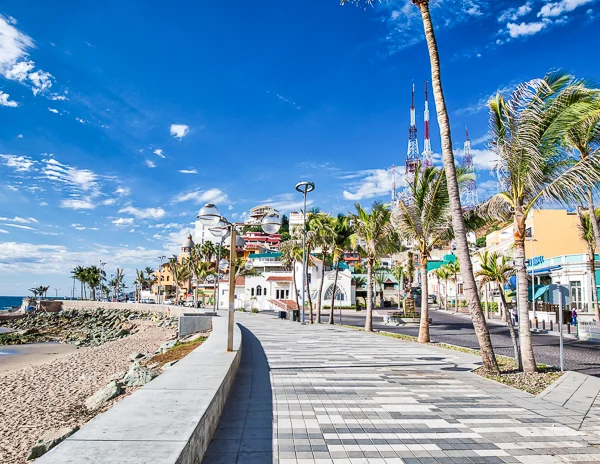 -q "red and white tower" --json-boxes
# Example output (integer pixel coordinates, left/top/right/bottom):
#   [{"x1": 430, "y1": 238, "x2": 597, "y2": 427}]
[
  {"x1": 422, "y1": 81, "x2": 433, "y2": 169},
  {"x1": 460, "y1": 127, "x2": 479, "y2": 209}
]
